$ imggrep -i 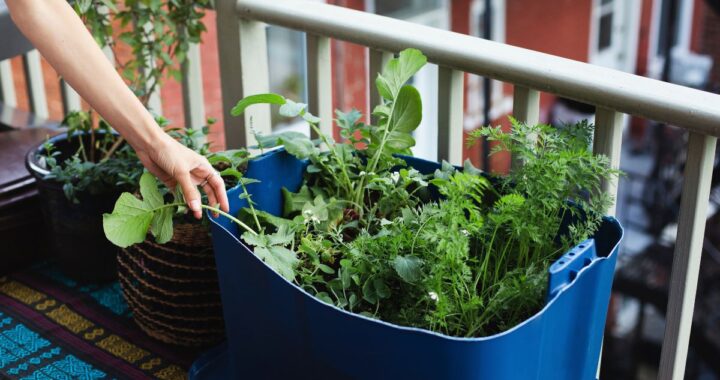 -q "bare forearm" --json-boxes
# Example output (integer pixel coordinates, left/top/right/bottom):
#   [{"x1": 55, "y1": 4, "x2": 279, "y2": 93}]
[{"x1": 6, "y1": 0, "x2": 164, "y2": 151}]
